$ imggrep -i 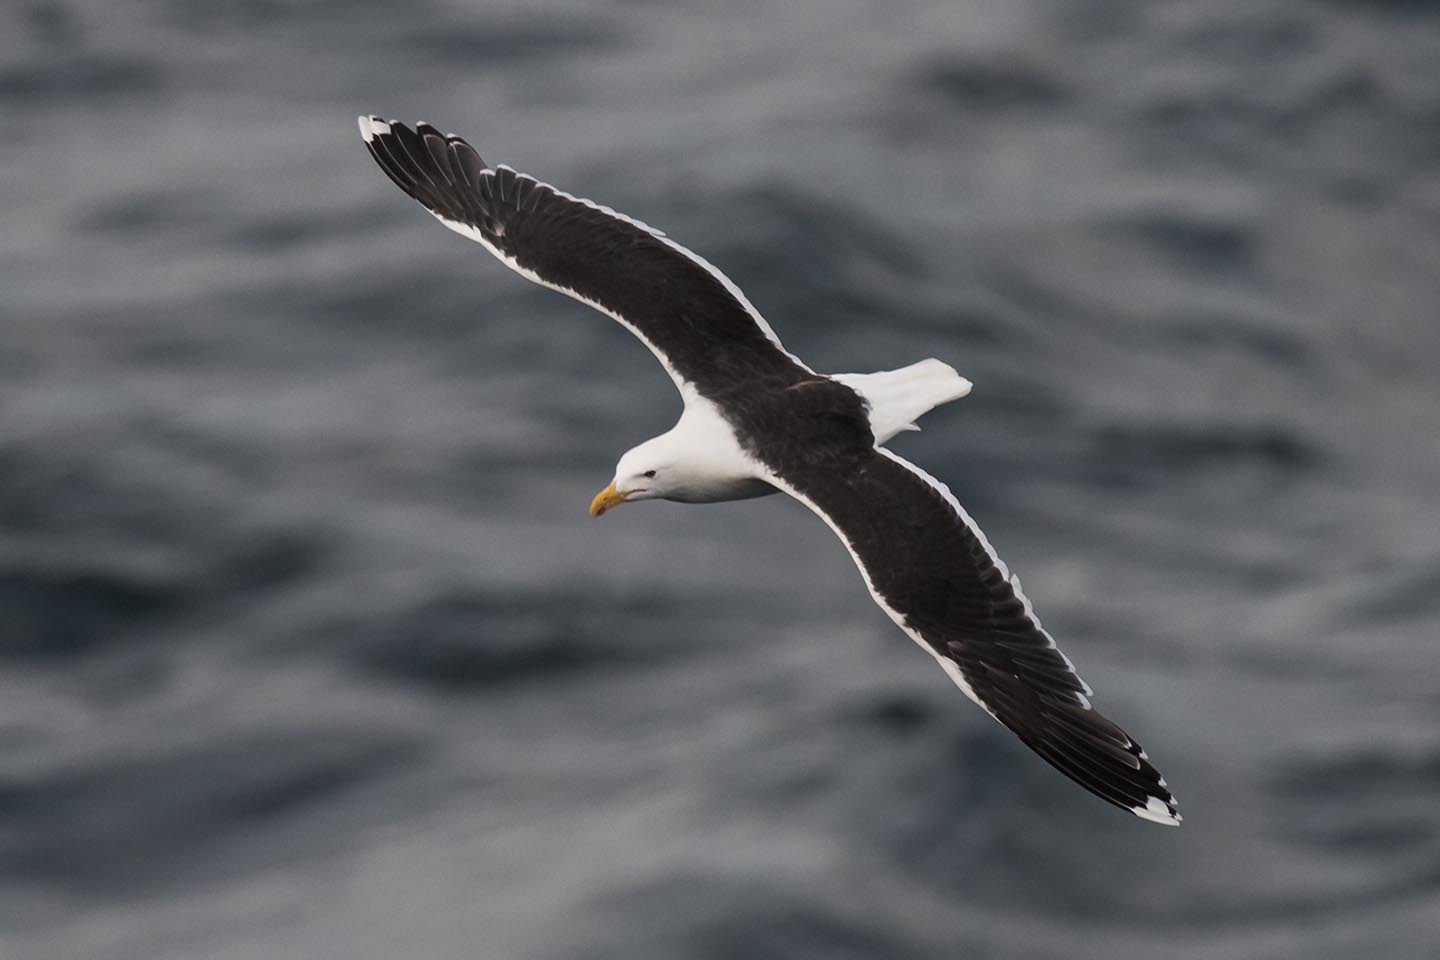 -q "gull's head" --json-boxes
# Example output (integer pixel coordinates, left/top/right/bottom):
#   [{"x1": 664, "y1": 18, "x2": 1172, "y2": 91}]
[{"x1": 589, "y1": 442, "x2": 672, "y2": 517}]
